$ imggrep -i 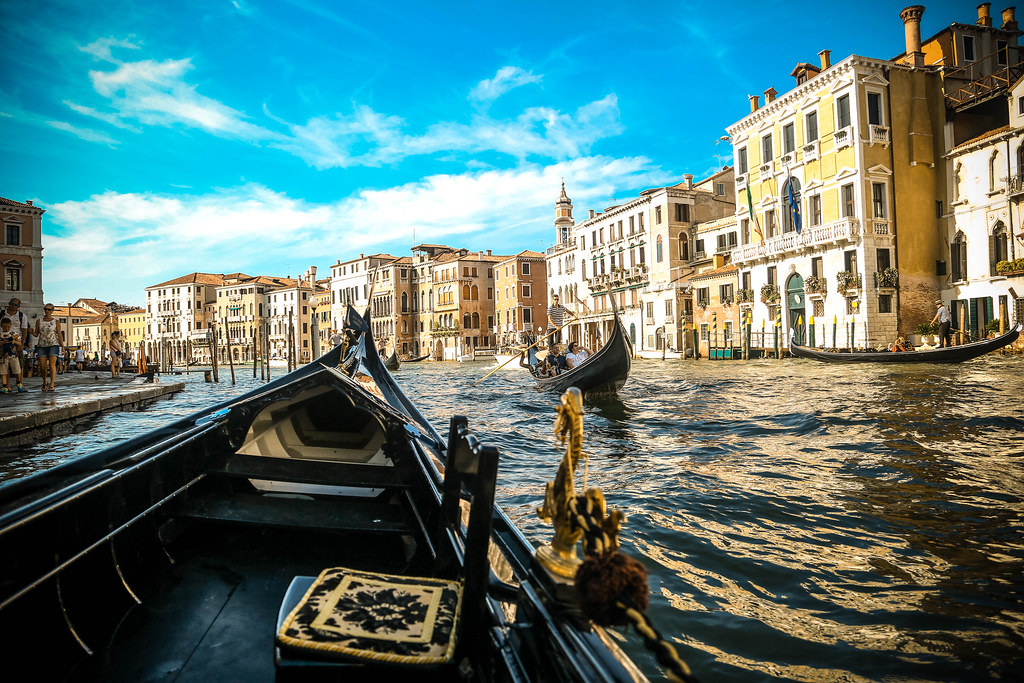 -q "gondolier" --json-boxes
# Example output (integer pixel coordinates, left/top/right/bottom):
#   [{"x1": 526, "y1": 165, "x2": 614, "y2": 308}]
[
  {"x1": 930, "y1": 300, "x2": 952, "y2": 348},
  {"x1": 546, "y1": 294, "x2": 575, "y2": 345}
]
